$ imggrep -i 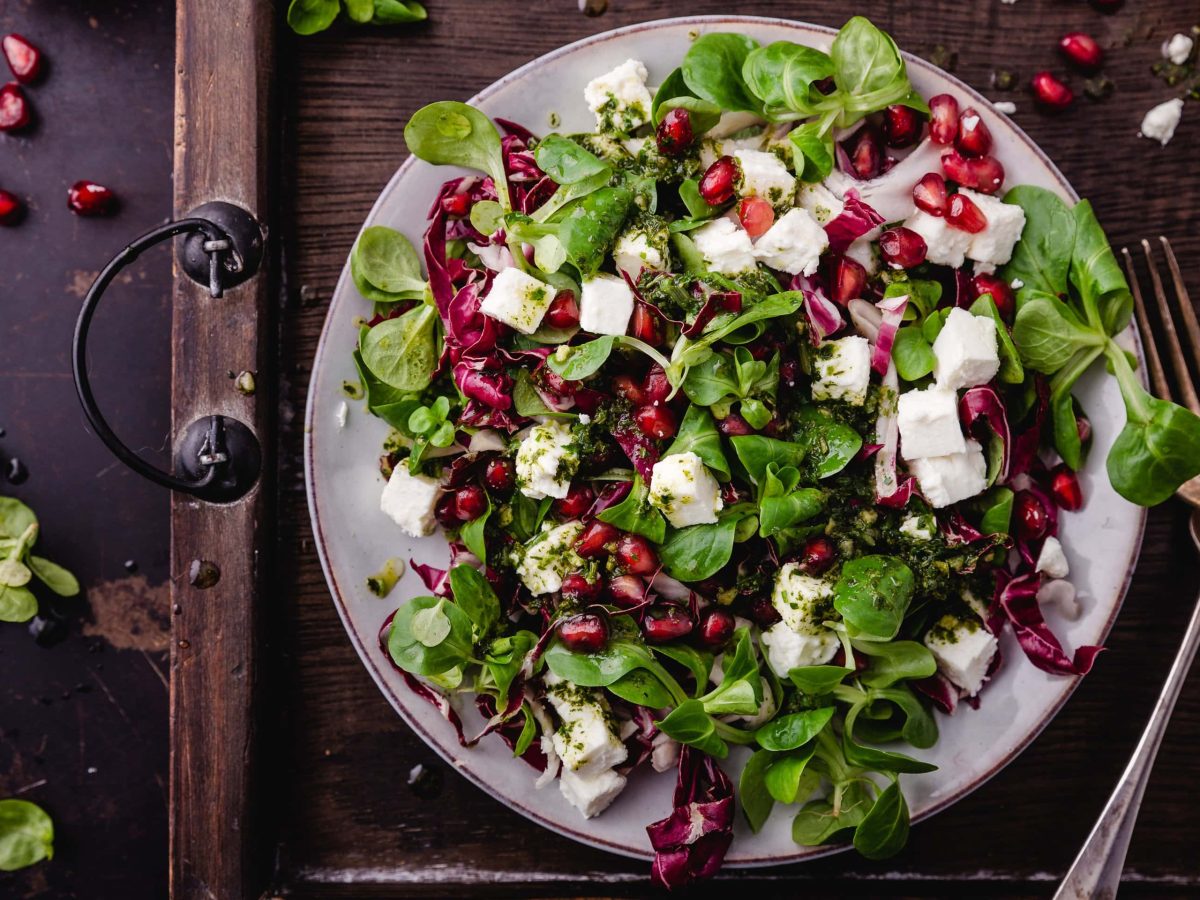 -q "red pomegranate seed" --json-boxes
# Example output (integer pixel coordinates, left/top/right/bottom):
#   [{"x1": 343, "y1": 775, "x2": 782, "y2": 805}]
[
  {"x1": 928, "y1": 93, "x2": 960, "y2": 144},
  {"x1": 879, "y1": 227, "x2": 928, "y2": 269},
  {"x1": 882, "y1": 104, "x2": 922, "y2": 148},
  {"x1": 553, "y1": 483, "x2": 595, "y2": 519},
  {"x1": 434, "y1": 493, "x2": 460, "y2": 528},
  {"x1": 1031, "y1": 72, "x2": 1074, "y2": 111},
  {"x1": 0, "y1": 188, "x2": 22, "y2": 226},
  {"x1": 1014, "y1": 490, "x2": 1050, "y2": 541},
  {"x1": 642, "y1": 606, "x2": 695, "y2": 643},
  {"x1": 0, "y1": 81, "x2": 30, "y2": 131},
  {"x1": 698, "y1": 155, "x2": 738, "y2": 205},
  {"x1": 747, "y1": 596, "x2": 782, "y2": 628},
  {"x1": 2, "y1": 35, "x2": 42, "y2": 84},
  {"x1": 612, "y1": 374, "x2": 648, "y2": 406},
  {"x1": 697, "y1": 607, "x2": 735, "y2": 649},
  {"x1": 616, "y1": 533, "x2": 659, "y2": 575},
  {"x1": 561, "y1": 572, "x2": 603, "y2": 603},
  {"x1": 606, "y1": 574, "x2": 646, "y2": 607},
  {"x1": 545, "y1": 291, "x2": 580, "y2": 329},
  {"x1": 850, "y1": 127, "x2": 883, "y2": 180},
  {"x1": 947, "y1": 193, "x2": 989, "y2": 233},
  {"x1": 913, "y1": 172, "x2": 949, "y2": 216},
  {"x1": 655, "y1": 107, "x2": 694, "y2": 157},
  {"x1": 577, "y1": 520, "x2": 619, "y2": 559},
  {"x1": 737, "y1": 196, "x2": 775, "y2": 238},
  {"x1": 642, "y1": 364, "x2": 672, "y2": 404},
  {"x1": 716, "y1": 412, "x2": 753, "y2": 436},
  {"x1": 971, "y1": 273, "x2": 1016, "y2": 320},
  {"x1": 484, "y1": 458, "x2": 515, "y2": 493},
  {"x1": 940, "y1": 149, "x2": 973, "y2": 185},
  {"x1": 559, "y1": 614, "x2": 609, "y2": 653},
  {"x1": 799, "y1": 536, "x2": 838, "y2": 575},
  {"x1": 441, "y1": 192, "x2": 470, "y2": 217},
  {"x1": 455, "y1": 485, "x2": 488, "y2": 521},
  {"x1": 1050, "y1": 466, "x2": 1084, "y2": 511},
  {"x1": 956, "y1": 108, "x2": 992, "y2": 157},
  {"x1": 635, "y1": 404, "x2": 677, "y2": 440},
  {"x1": 831, "y1": 255, "x2": 868, "y2": 303},
  {"x1": 630, "y1": 304, "x2": 663, "y2": 345},
  {"x1": 967, "y1": 156, "x2": 1005, "y2": 195},
  {"x1": 1059, "y1": 32, "x2": 1104, "y2": 72},
  {"x1": 67, "y1": 180, "x2": 118, "y2": 217}
]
